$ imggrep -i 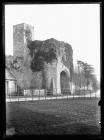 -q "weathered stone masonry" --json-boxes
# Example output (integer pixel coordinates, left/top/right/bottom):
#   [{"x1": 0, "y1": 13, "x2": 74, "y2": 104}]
[{"x1": 13, "y1": 23, "x2": 73, "y2": 94}]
